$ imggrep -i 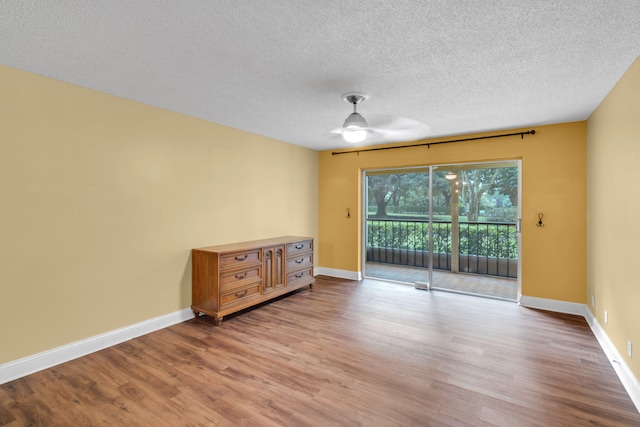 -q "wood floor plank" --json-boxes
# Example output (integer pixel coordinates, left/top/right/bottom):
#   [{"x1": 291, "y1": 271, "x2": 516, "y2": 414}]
[{"x1": 1, "y1": 276, "x2": 639, "y2": 426}]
